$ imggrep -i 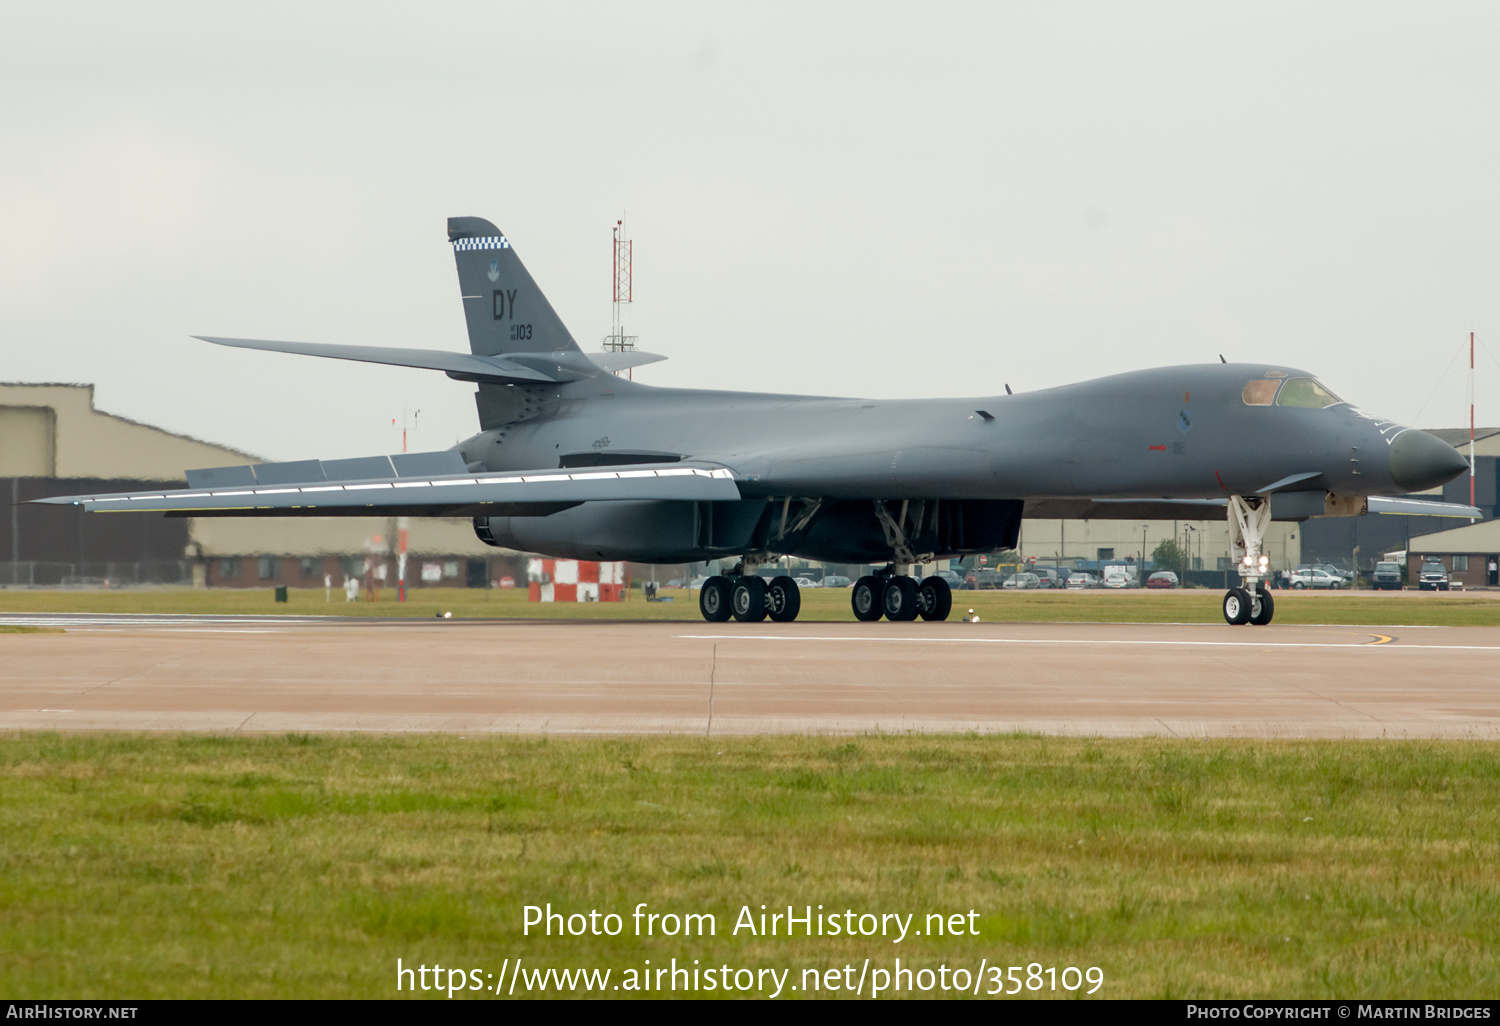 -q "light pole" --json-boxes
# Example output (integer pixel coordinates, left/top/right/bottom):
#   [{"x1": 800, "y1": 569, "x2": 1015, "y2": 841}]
[
  {"x1": 1185, "y1": 524, "x2": 1198, "y2": 575},
  {"x1": 1141, "y1": 525, "x2": 1149, "y2": 586}
]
